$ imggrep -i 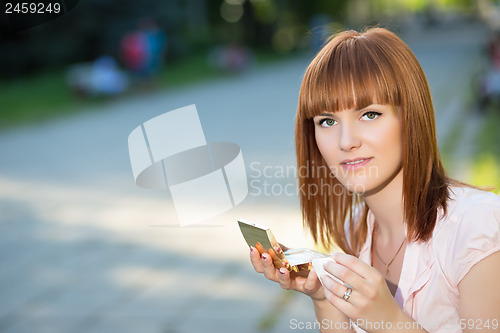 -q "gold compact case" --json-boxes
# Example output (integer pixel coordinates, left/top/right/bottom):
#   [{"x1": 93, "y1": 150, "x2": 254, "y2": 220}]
[{"x1": 238, "y1": 219, "x2": 327, "y2": 273}]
